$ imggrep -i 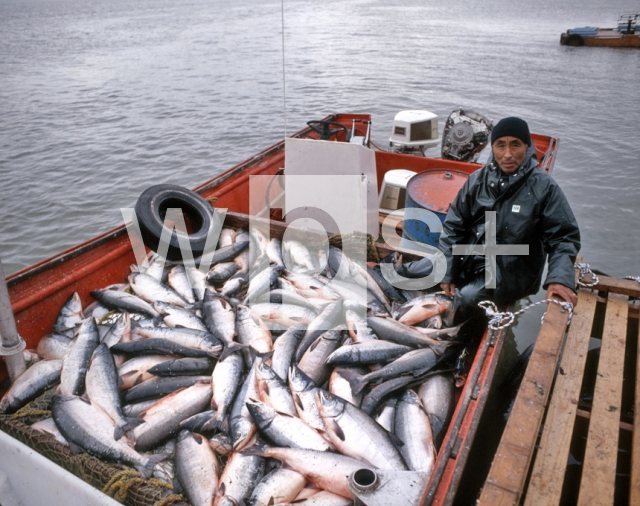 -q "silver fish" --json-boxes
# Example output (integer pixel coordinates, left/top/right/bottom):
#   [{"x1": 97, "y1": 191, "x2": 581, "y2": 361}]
[
  {"x1": 284, "y1": 271, "x2": 340, "y2": 301},
  {"x1": 31, "y1": 417, "x2": 69, "y2": 445},
  {"x1": 418, "y1": 372, "x2": 455, "y2": 445},
  {"x1": 242, "y1": 265, "x2": 282, "y2": 305},
  {"x1": 185, "y1": 266, "x2": 208, "y2": 301},
  {"x1": 123, "y1": 375, "x2": 211, "y2": 404},
  {"x1": 53, "y1": 292, "x2": 84, "y2": 337},
  {"x1": 297, "y1": 327, "x2": 344, "y2": 386},
  {"x1": 36, "y1": 333, "x2": 71, "y2": 360},
  {"x1": 154, "y1": 301, "x2": 208, "y2": 331},
  {"x1": 132, "y1": 325, "x2": 222, "y2": 356},
  {"x1": 393, "y1": 293, "x2": 452, "y2": 326},
  {"x1": 209, "y1": 351, "x2": 244, "y2": 432},
  {"x1": 287, "y1": 490, "x2": 352, "y2": 505},
  {"x1": 394, "y1": 389, "x2": 436, "y2": 475},
  {"x1": 249, "y1": 468, "x2": 307, "y2": 506},
  {"x1": 328, "y1": 367, "x2": 366, "y2": 407},
  {"x1": 242, "y1": 444, "x2": 375, "y2": 500},
  {"x1": 219, "y1": 227, "x2": 236, "y2": 248},
  {"x1": 271, "y1": 324, "x2": 306, "y2": 382},
  {"x1": 0, "y1": 359, "x2": 62, "y2": 414},
  {"x1": 86, "y1": 344, "x2": 143, "y2": 439},
  {"x1": 295, "y1": 301, "x2": 343, "y2": 362},
  {"x1": 220, "y1": 274, "x2": 248, "y2": 298},
  {"x1": 236, "y1": 305, "x2": 273, "y2": 367},
  {"x1": 129, "y1": 272, "x2": 190, "y2": 308},
  {"x1": 249, "y1": 302, "x2": 317, "y2": 327},
  {"x1": 90, "y1": 288, "x2": 161, "y2": 318},
  {"x1": 117, "y1": 355, "x2": 170, "y2": 390},
  {"x1": 366, "y1": 316, "x2": 454, "y2": 354},
  {"x1": 347, "y1": 348, "x2": 439, "y2": 396},
  {"x1": 266, "y1": 238, "x2": 285, "y2": 268},
  {"x1": 316, "y1": 391, "x2": 407, "y2": 470},
  {"x1": 229, "y1": 359, "x2": 259, "y2": 451},
  {"x1": 168, "y1": 265, "x2": 196, "y2": 304},
  {"x1": 59, "y1": 318, "x2": 100, "y2": 396},
  {"x1": 215, "y1": 450, "x2": 265, "y2": 506},
  {"x1": 288, "y1": 366, "x2": 327, "y2": 436},
  {"x1": 209, "y1": 432, "x2": 233, "y2": 456},
  {"x1": 256, "y1": 360, "x2": 297, "y2": 416},
  {"x1": 52, "y1": 394, "x2": 164, "y2": 478},
  {"x1": 326, "y1": 340, "x2": 412, "y2": 366},
  {"x1": 374, "y1": 398, "x2": 397, "y2": 432},
  {"x1": 132, "y1": 380, "x2": 212, "y2": 451},
  {"x1": 122, "y1": 399, "x2": 159, "y2": 418},
  {"x1": 246, "y1": 399, "x2": 334, "y2": 451},
  {"x1": 207, "y1": 262, "x2": 239, "y2": 284},
  {"x1": 203, "y1": 288, "x2": 245, "y2": 360},
  {"x1": 175, "y1": 430, "x2": 220, "y2": 506},
  {"x1": 345, "y1": 309, "x2": 377, "y2": 342},
  {"x1": 284, "y1": 240, "x2": 318, "y2": 273}
]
